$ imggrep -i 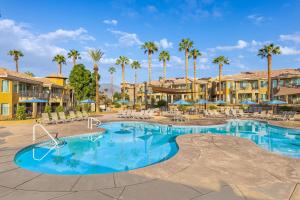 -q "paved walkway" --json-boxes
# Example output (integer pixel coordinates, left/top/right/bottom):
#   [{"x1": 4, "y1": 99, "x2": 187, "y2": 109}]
[{"x1": 0, "y1": 114, "x2": 300, "y2": 200}]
